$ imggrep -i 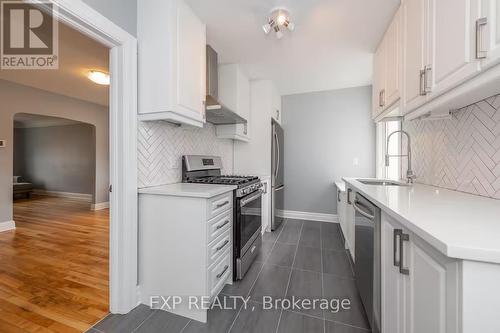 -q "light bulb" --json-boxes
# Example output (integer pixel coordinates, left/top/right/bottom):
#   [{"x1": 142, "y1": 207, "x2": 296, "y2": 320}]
[
  {"x1": 87, "y1": 70, "x2": 110, "y2": 85},
  {"x1": 276, "y1": 14, "x2": 287, "y2": 25},
  {"x1": 262, "y1": 23, "x2": 271, "y2": 34}
]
